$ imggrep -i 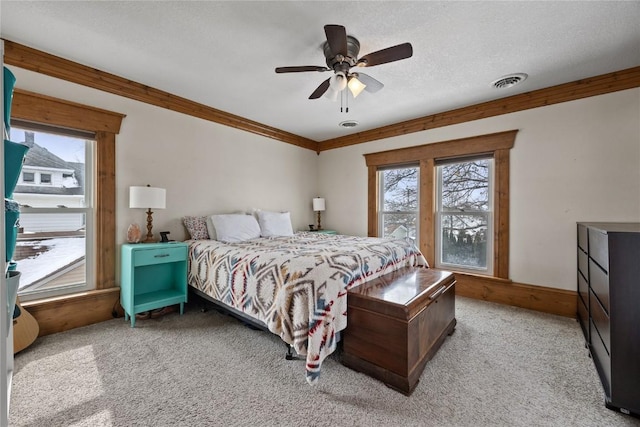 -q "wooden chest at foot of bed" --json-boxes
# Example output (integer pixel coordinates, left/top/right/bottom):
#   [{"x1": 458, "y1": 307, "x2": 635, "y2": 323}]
[{"x1": 342, "y1": 268, "x2": 456, "y2": 395}]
